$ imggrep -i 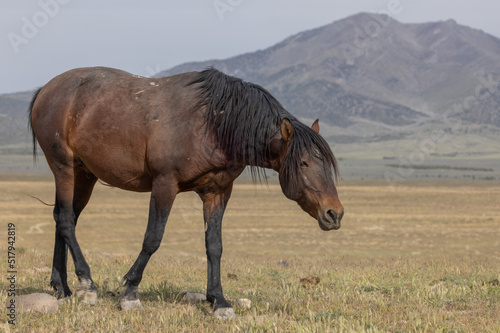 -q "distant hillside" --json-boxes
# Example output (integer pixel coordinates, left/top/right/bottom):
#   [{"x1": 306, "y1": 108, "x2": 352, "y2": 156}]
[
  {"x1": 156, "y1": 13, "x2": 500, "y2": 143},
  {"x1": 0, "y1": 91, "x2": 32, "y2": 147},
  {"x1": 2, "y1": 13, "x2": 500, "y2": 153}
]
